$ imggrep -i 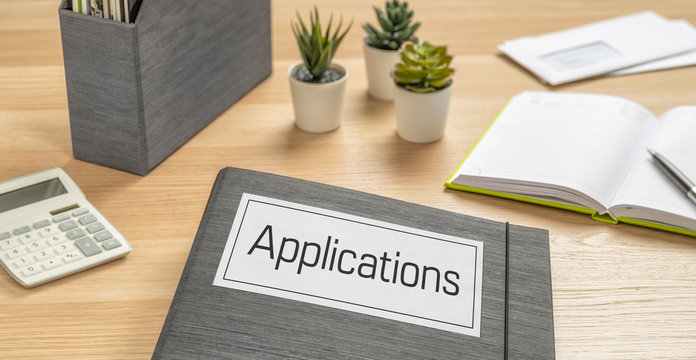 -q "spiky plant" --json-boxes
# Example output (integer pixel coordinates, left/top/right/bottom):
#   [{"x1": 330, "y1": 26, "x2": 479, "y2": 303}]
[
  {"x1": 292, "y1": 7, "x2": 352, "y2": 81},
  {"x1": 363, "y1": 0, "x2": 420, "y2": 51},
  {"x1": 391, "y1": 42, "x2": 454, "y2": 93}
]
